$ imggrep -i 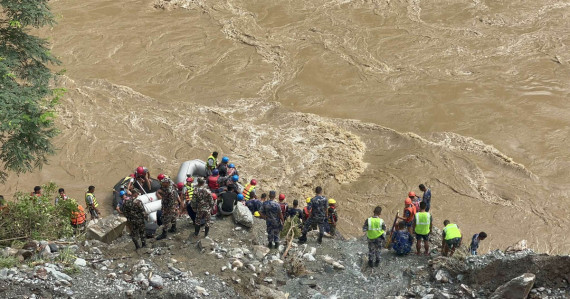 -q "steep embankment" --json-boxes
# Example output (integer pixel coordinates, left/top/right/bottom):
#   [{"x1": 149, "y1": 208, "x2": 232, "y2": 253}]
[{"x1": 1, "y1": 216, "x2": 568, "y2": 298}]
